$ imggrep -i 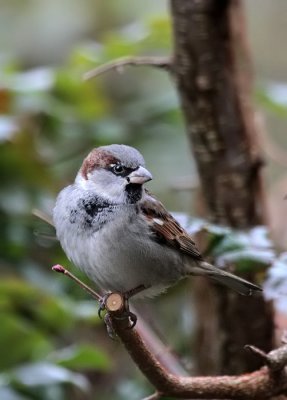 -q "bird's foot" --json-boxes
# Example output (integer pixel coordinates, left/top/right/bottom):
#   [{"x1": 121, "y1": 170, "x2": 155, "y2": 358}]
[
  {"x1": 98, "y1": 292, "x2": 112, "y2": 319},
  {"x1": 98, "y1": 291, "x2": 137, "y2": 337},
  {"x1": 103, "y1": 313, "x2": 117, "y2": 340},
  {"x1": 113, "y1": 308, "x2": 137, "y2": 329},
  {"x1": 103, "y1": 309, "x2": 137, "y2": 339}
]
